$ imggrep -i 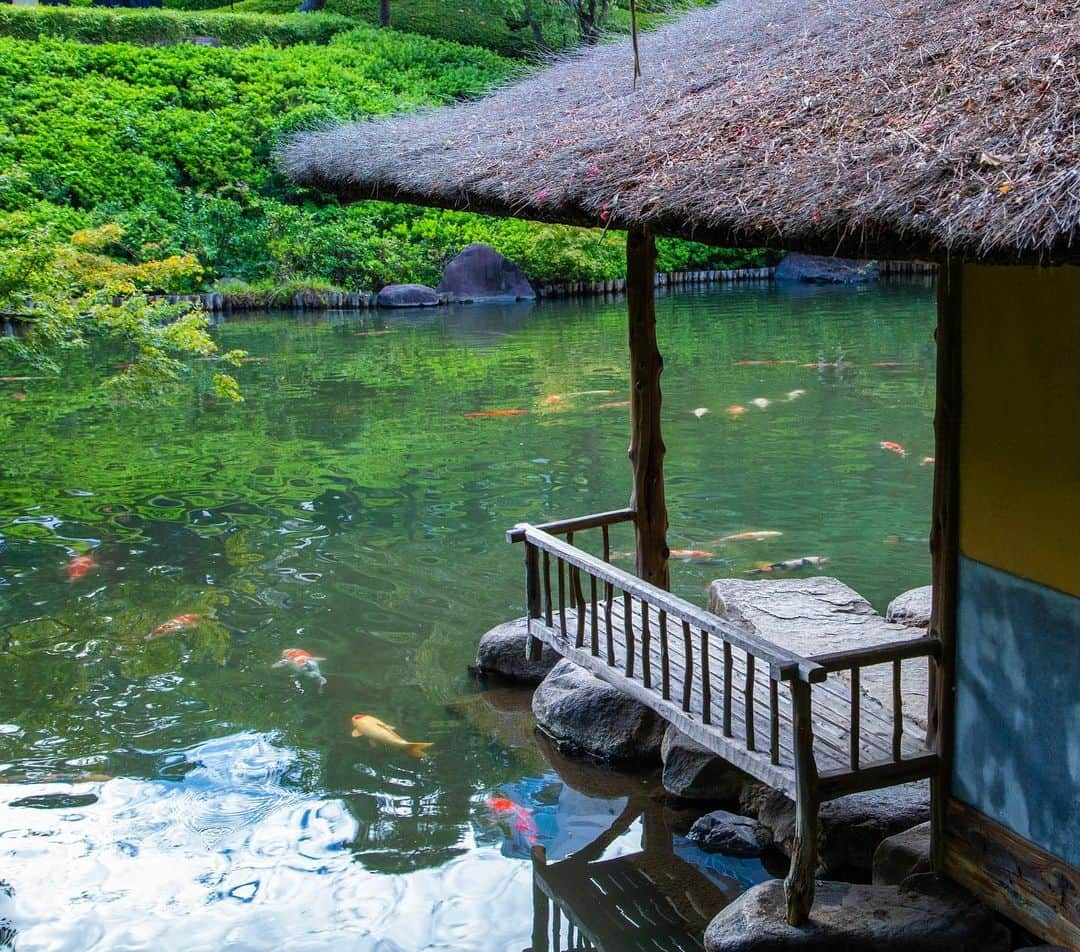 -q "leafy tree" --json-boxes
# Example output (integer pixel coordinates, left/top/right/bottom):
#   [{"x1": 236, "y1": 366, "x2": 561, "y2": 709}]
[{"x1": 0, "y1": 225, "x2": 244, "y2": 401}]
